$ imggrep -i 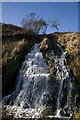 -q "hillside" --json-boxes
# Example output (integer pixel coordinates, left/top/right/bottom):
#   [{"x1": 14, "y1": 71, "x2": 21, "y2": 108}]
[
  {"x1": 2, "y1": 23, "x2": 44, "y2": 96},
  {"x1": 2, "y1": 23, "x2": 27, "y2": 36},
  {"x1": 2, "y1": 23, "x2": 80, "y2": 119}
]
